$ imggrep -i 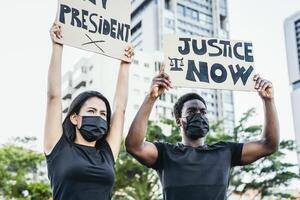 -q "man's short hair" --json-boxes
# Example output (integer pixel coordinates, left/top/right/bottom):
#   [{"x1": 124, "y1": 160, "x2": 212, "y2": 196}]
[{"x1": 173, "y1": 93, "x2": 207, "y2": 120}]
